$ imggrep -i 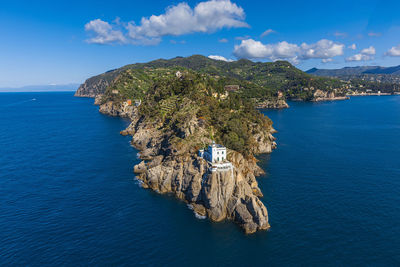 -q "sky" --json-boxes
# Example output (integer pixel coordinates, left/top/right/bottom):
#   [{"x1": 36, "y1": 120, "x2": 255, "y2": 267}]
[{"x1": 1, "y1": 0, "x2": 400, "y2": 87}]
